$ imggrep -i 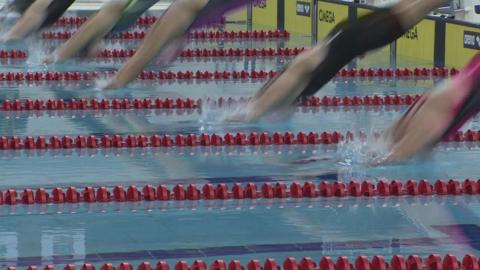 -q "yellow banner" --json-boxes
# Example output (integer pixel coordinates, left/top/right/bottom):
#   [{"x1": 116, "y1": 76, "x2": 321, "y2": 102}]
[
  {"x1": 357, "y1": 7, "x2": 373, "y2": 17},
  {"x1": 396, "y1": 19, "x2": 435, "y2": 65},
  {"x1": 316, "y1": 1, "x2": 349, "y2": 40},
  {"x1": 445, "y1": 23, "x2": 480, "y2": 68},
  {"x1": 225, "y1": 7, "x2": 247, "y2": 29},
  {"x1": 356, "y1": 8, "x2": 434, "y2": 67},
  {"x1": 285, "y1": 0, "x2": 313, "y2": 35},
  {"x1": 356, "y1": 7, "x2": 390, "y2": 67},
  {"x1": 252, "y1": 0, "x2": 277, "y2": 30}
]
